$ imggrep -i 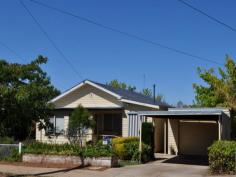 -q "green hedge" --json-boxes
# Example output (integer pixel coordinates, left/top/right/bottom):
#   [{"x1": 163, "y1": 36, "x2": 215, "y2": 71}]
[
  {"x1": 112, "y1": 137, "x2": 152, "y2": 162},
  {"x1": 23, "y1": 141, "x2": 112, "y2": 157},
  {"x1": 208, "y1": 140, "x2": 236, "y2": 174},
  {"x1": 142, "y1": 122, "x2": 154, "y2": 147}
]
